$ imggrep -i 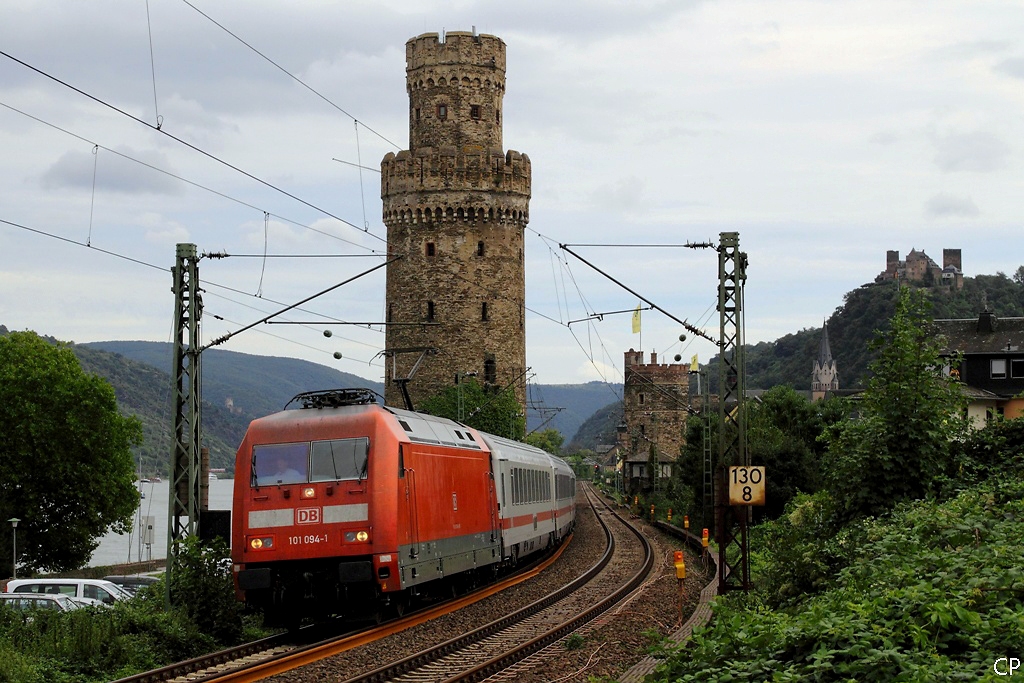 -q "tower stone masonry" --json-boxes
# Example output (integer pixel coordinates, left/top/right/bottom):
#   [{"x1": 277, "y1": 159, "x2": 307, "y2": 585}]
[{"x1": 381, "y1": 31, "x2": 531, "y2": 411}]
